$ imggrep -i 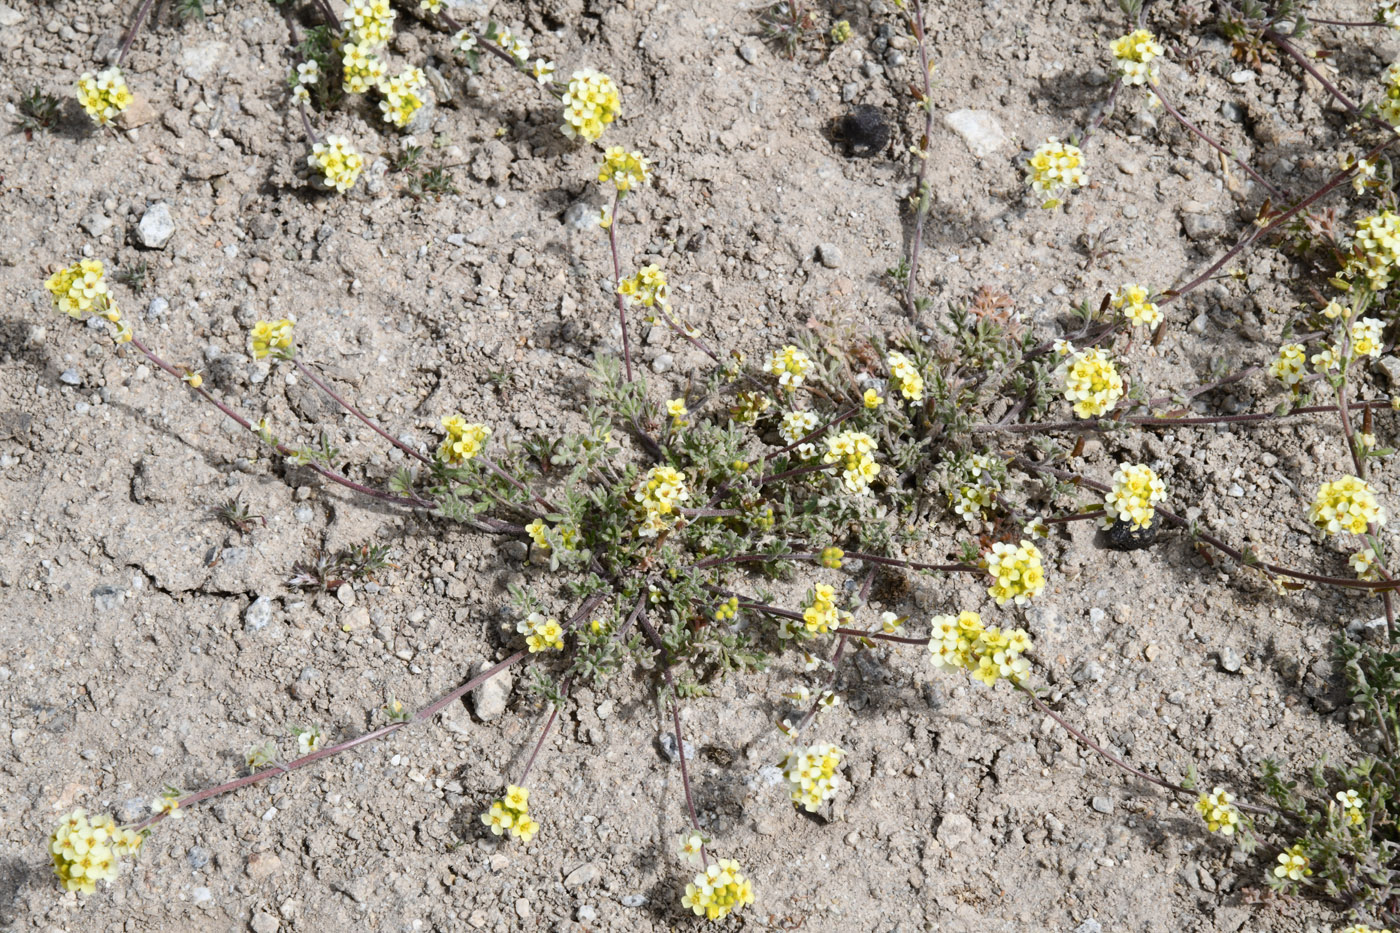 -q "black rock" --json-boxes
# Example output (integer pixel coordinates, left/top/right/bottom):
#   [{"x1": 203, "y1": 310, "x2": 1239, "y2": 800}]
[
  {"x1": 835, "y1": 105, "x2": 890, "y2": 158},
  {"x1": 1103, "y1": 516, "x2": 1159, "y2": 551}
]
